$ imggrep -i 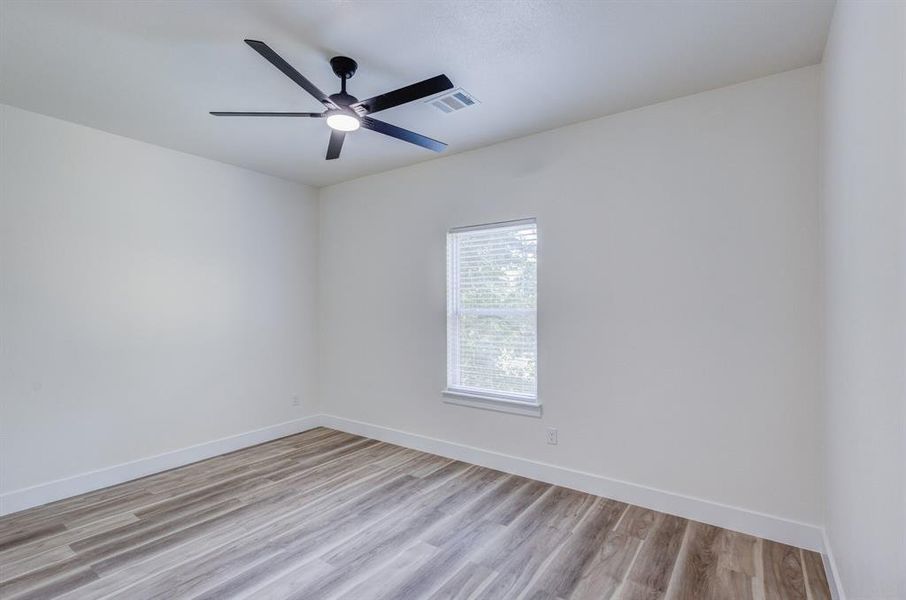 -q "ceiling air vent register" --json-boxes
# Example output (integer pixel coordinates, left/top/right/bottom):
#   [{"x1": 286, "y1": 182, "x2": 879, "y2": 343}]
[{"x1": 428, "y1": 89, "x2": 479, "y2": 113}]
